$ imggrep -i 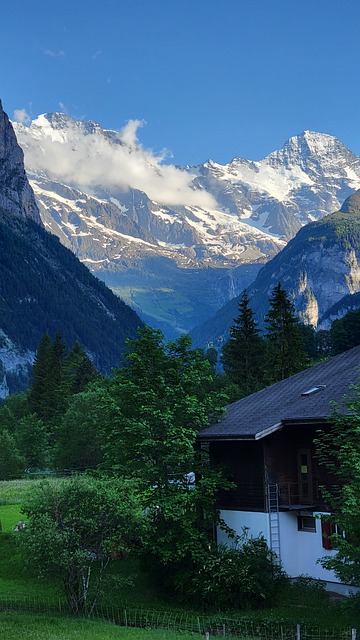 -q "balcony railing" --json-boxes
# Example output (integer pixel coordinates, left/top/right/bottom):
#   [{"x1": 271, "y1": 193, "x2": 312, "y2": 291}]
[{"x1": 217, "y1": 480, "x2": 328, "y2": 512}]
